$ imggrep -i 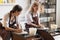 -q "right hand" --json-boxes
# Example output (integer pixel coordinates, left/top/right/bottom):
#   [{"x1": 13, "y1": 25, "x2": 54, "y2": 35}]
[
  {"x1": 35, "y1": 25, "x2": 41, "y2": 28},
  {"x1": 15, "y1": 29, "x2": 22, "y2": 33},
  {"x1": 37, "y1": 25, "x2": 45, "y2": 28}
]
